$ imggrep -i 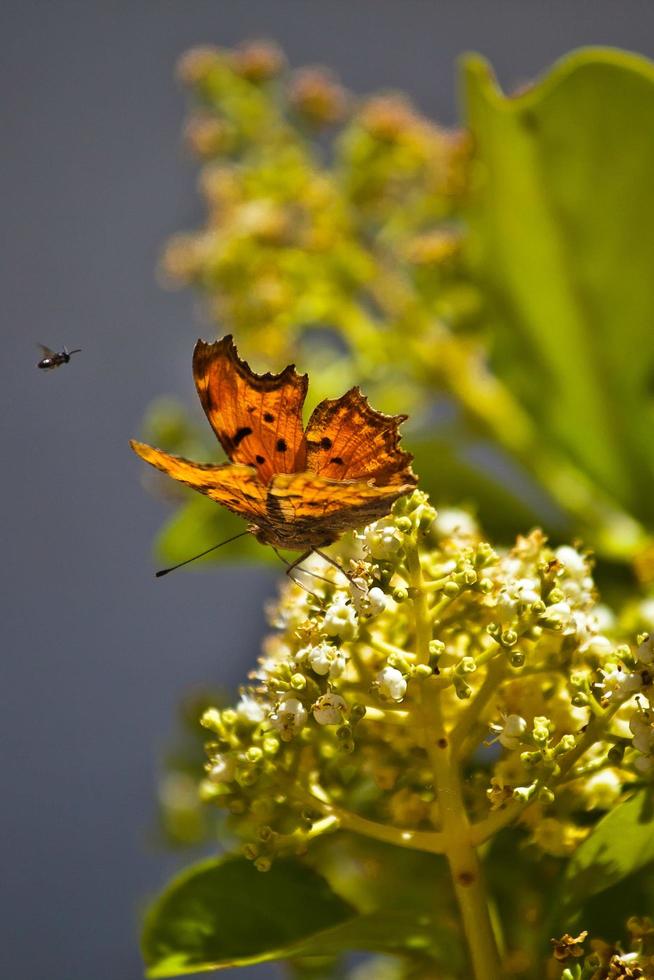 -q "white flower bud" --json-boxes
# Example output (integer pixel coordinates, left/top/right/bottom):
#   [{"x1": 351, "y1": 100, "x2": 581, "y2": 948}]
[
  {"x1": 312, "y1": 693, "x2": 347, "y2": 726},
  {"x1": 376, "y1": 666, "x2": 407, "y2": 702}
]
